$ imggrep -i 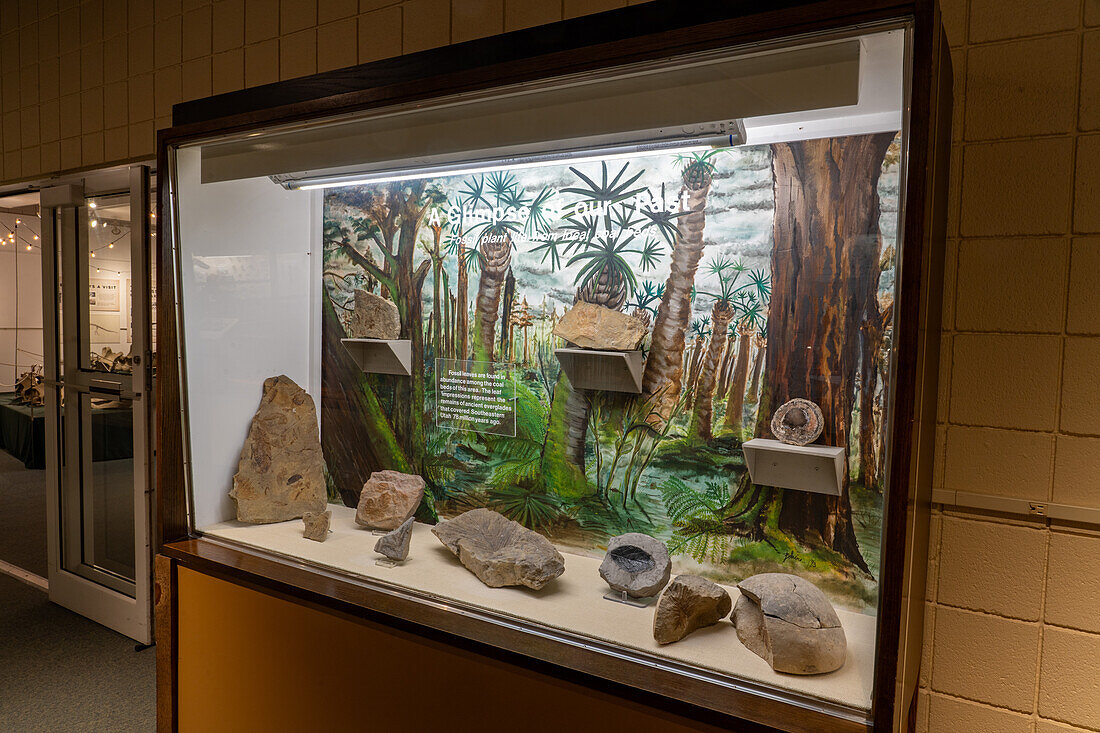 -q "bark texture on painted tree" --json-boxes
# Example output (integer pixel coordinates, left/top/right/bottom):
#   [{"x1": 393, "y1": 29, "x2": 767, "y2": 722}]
[
  {"x1": 722, "y1": 323, "x2": 755, "y2": 432},
  {"x1": 689, "y1": 301, "x2": 734, "y2": 441},
  {"x1": 736, "y1": 133, "x2": 895, "y2": 574},
  {"x1": 642, "y1": 181, "x2": 712, "y2": 420},
  {"x1": 473, "y1": 230, "x2": 513, "y2": 361}
]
